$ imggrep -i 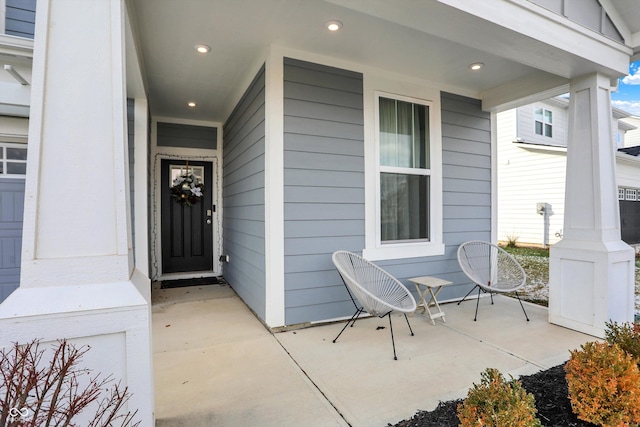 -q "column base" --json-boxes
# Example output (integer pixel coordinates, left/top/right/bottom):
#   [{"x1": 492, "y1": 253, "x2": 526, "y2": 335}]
[
  {"x1": 0, "y1": 273, "x2": 154, "y2": 426},
  {"x1": 549, "y1": 239, "x2": 635, "y2": 338}
]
